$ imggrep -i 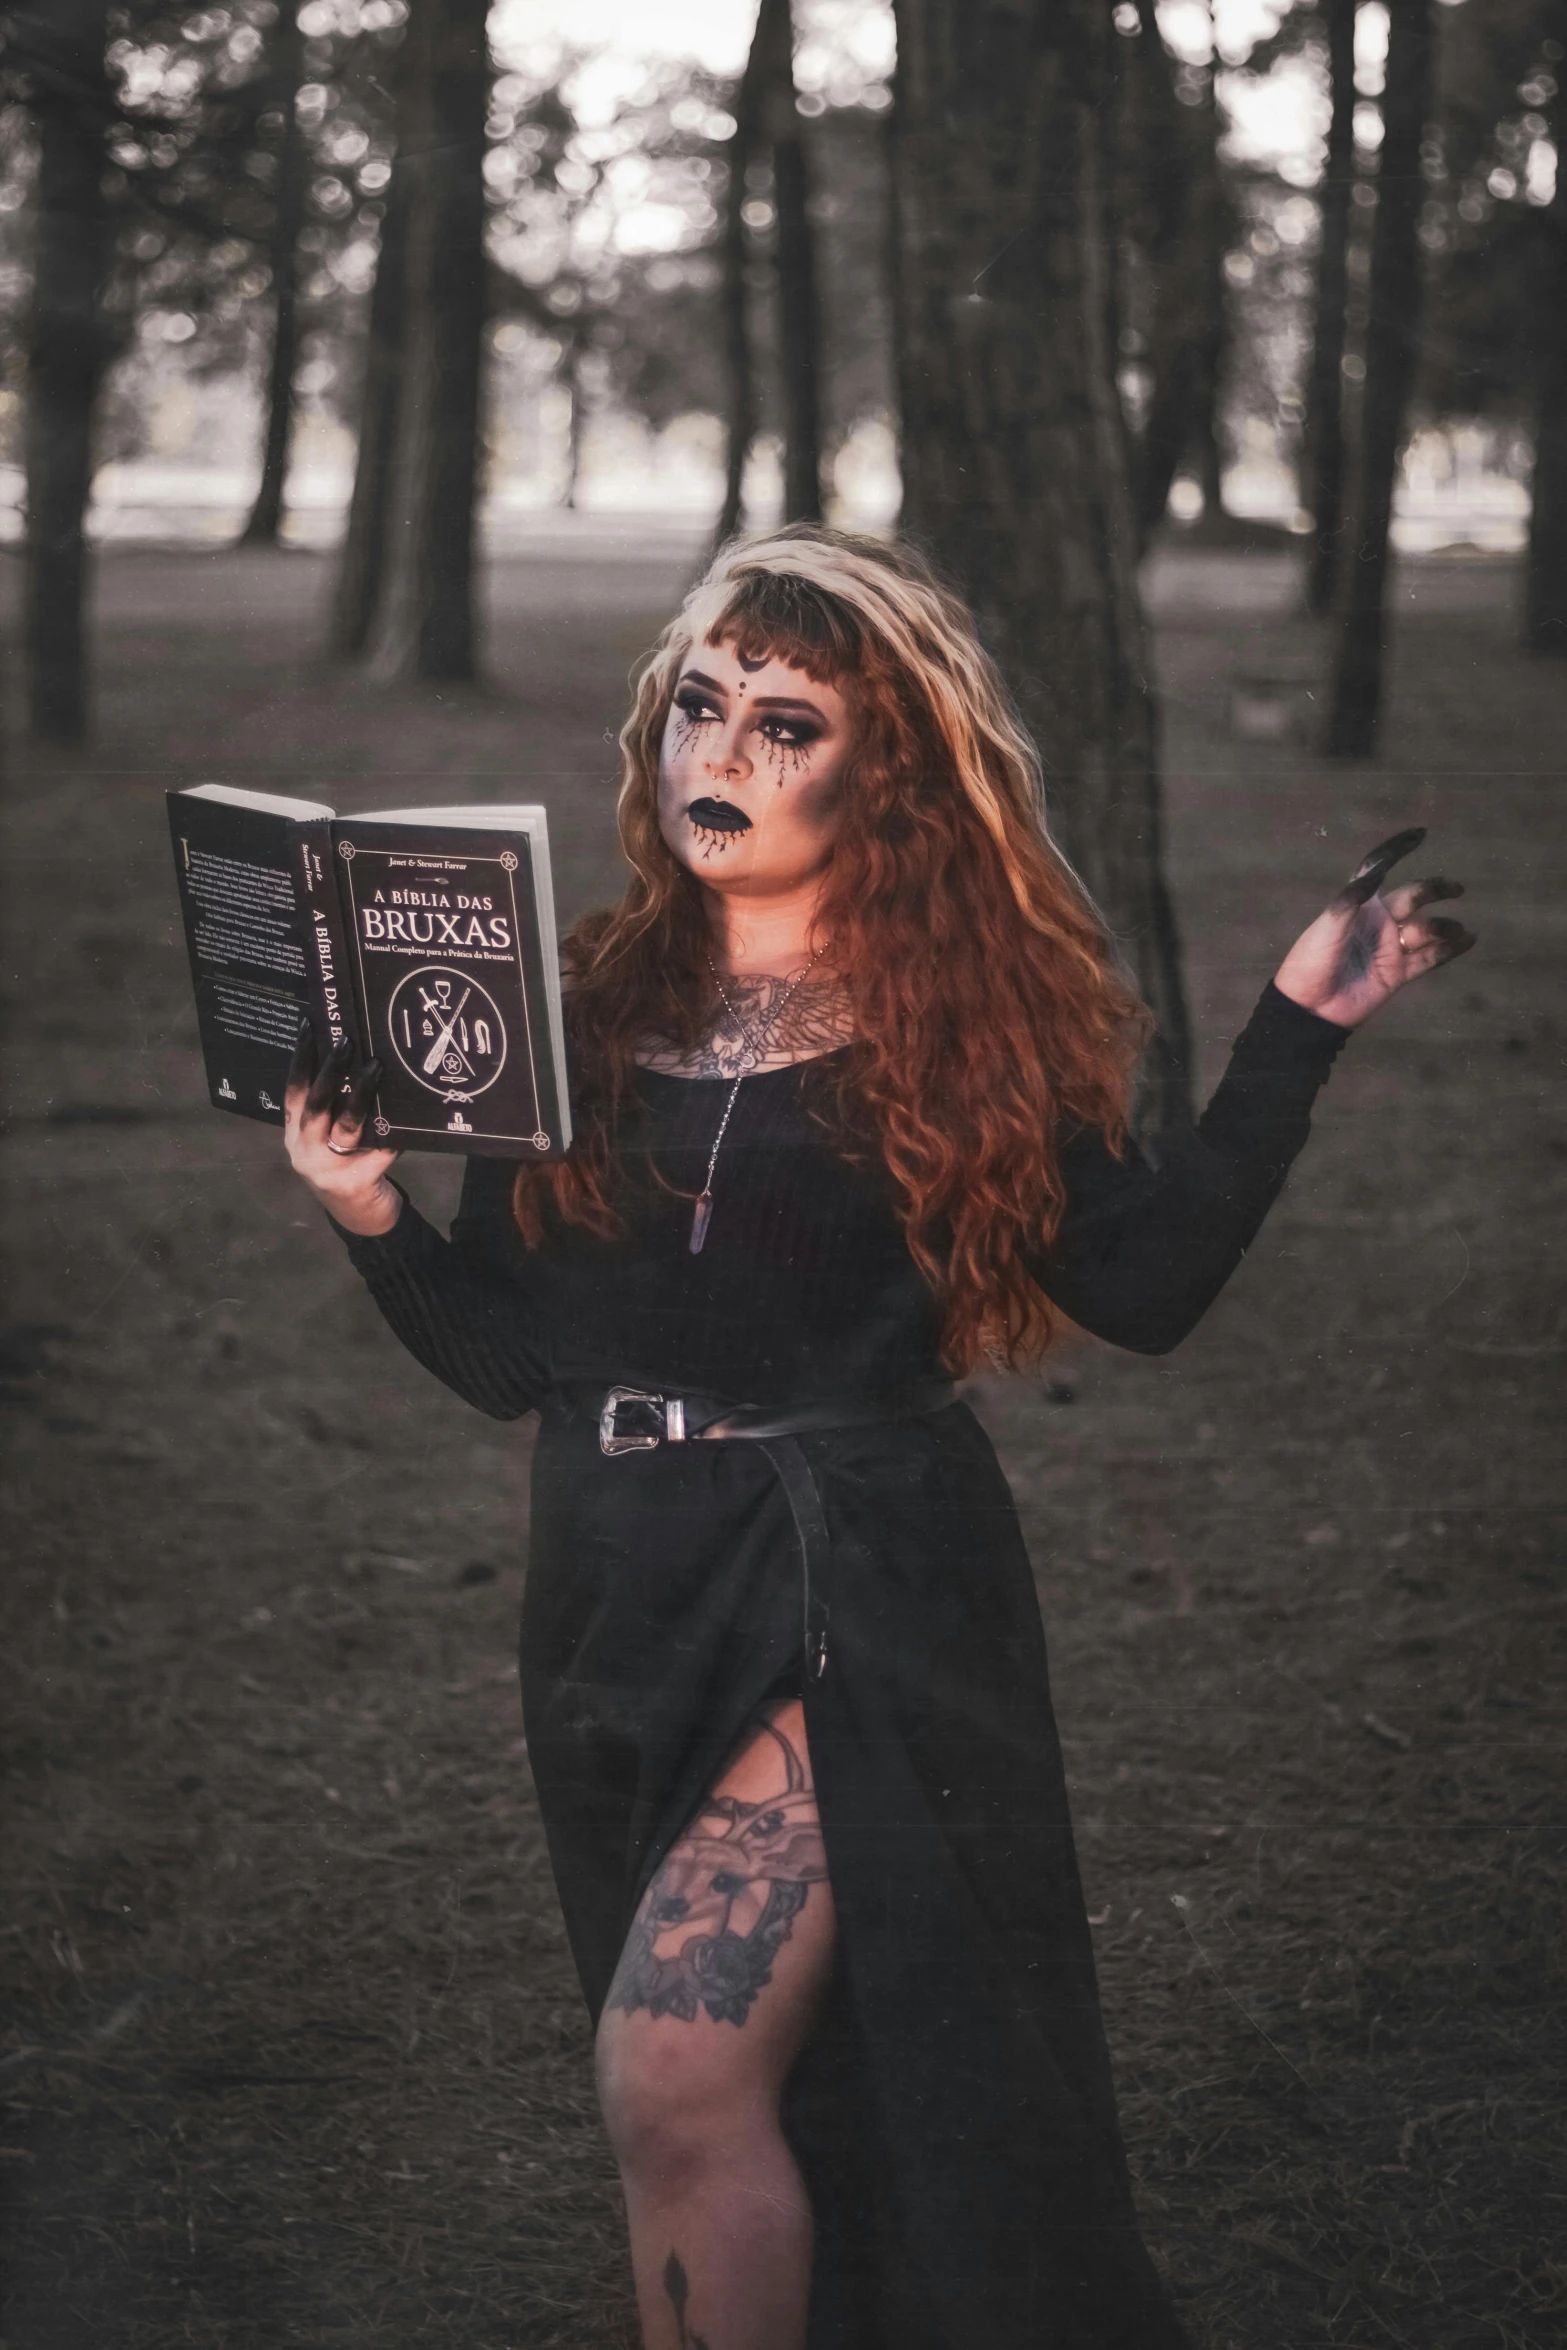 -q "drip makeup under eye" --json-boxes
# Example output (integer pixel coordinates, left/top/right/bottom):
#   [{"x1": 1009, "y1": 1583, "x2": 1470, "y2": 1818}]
[
  {"x1": 759, "y1": 721, "x2": 820, "y2": 779},
  {"x1": 670, "y1": 687, "x2": 721, "y2": 754},
  {"x1": 669, "y1": 685, "x2": 826, "y2": 779}
]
